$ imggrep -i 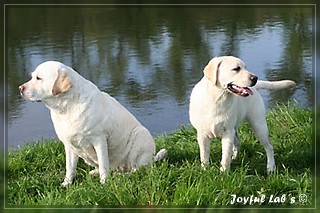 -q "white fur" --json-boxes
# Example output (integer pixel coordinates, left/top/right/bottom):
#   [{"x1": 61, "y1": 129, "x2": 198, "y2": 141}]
[
  {"x1": 19, "y1": 61, "x2": 167, "y2": 186},
  {"x1": 189, "y1": 56, "x2": 295, "y2": 173}
]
